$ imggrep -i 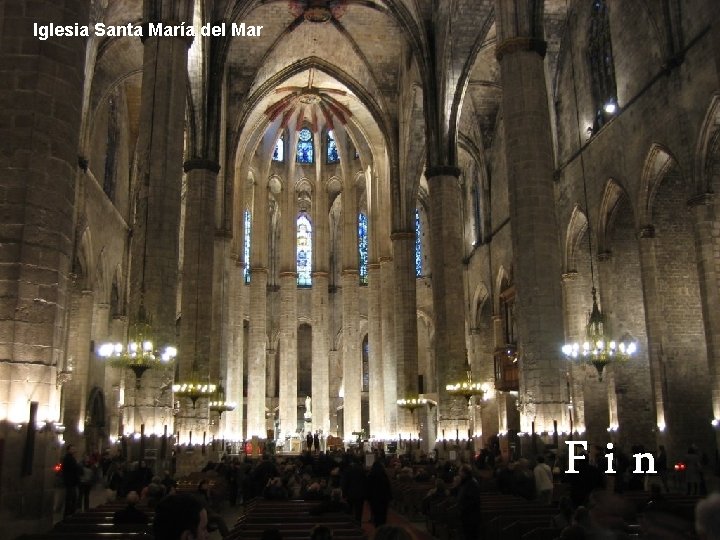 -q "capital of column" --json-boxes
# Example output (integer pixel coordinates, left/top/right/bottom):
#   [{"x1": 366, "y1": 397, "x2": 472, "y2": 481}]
[
  {"x1": 596, "y1": 251, "x2": 612, "y2": 262},
  {"x1": 390, "y1": 231, "x2": 415, "y2": 241},
  {"x1": 687, "y1": 192, "x2": 715, "y2": 207},
  {"x1": 312, "y1": 271, "x2": 330, "y2": 278},
  {"x1": 184, "y1": 159, "x2": 221, "y2": 173},
  {"x1": 250, "y1": 266, "x2": 269, "y2": 275},
  {"x1": 495, "y1": 37, "x2": 548, "y2": 61},
  {"x1": 639, "y1": 225, "x2": 656, "y2": 238},
  {"x1": 368, "y1": 262, "x2": 381, "y2": 271},
  {"x1": 561, "y1": 271, "x2": 579, "y2": 282},
  {"x1": 341, "y1": 269, "x2": 359, "y2": 276},
  {"x1": 379, "y1": 256, "x2": 393, "y2": 264},
  {"x1": 279, "y1": 271, "x2": 298, "y2": 278},
  {"x1": 426, "y1": 166, "x2": 461, "y2": 179}
]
